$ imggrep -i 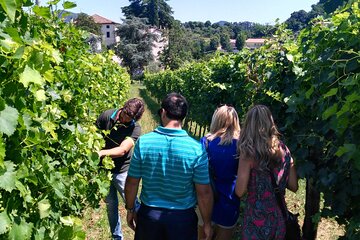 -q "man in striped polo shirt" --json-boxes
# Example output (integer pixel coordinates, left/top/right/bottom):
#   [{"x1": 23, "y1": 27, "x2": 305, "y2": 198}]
[{"x1": 125, "y1": 93, "x2": 213, "y2": 240}]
